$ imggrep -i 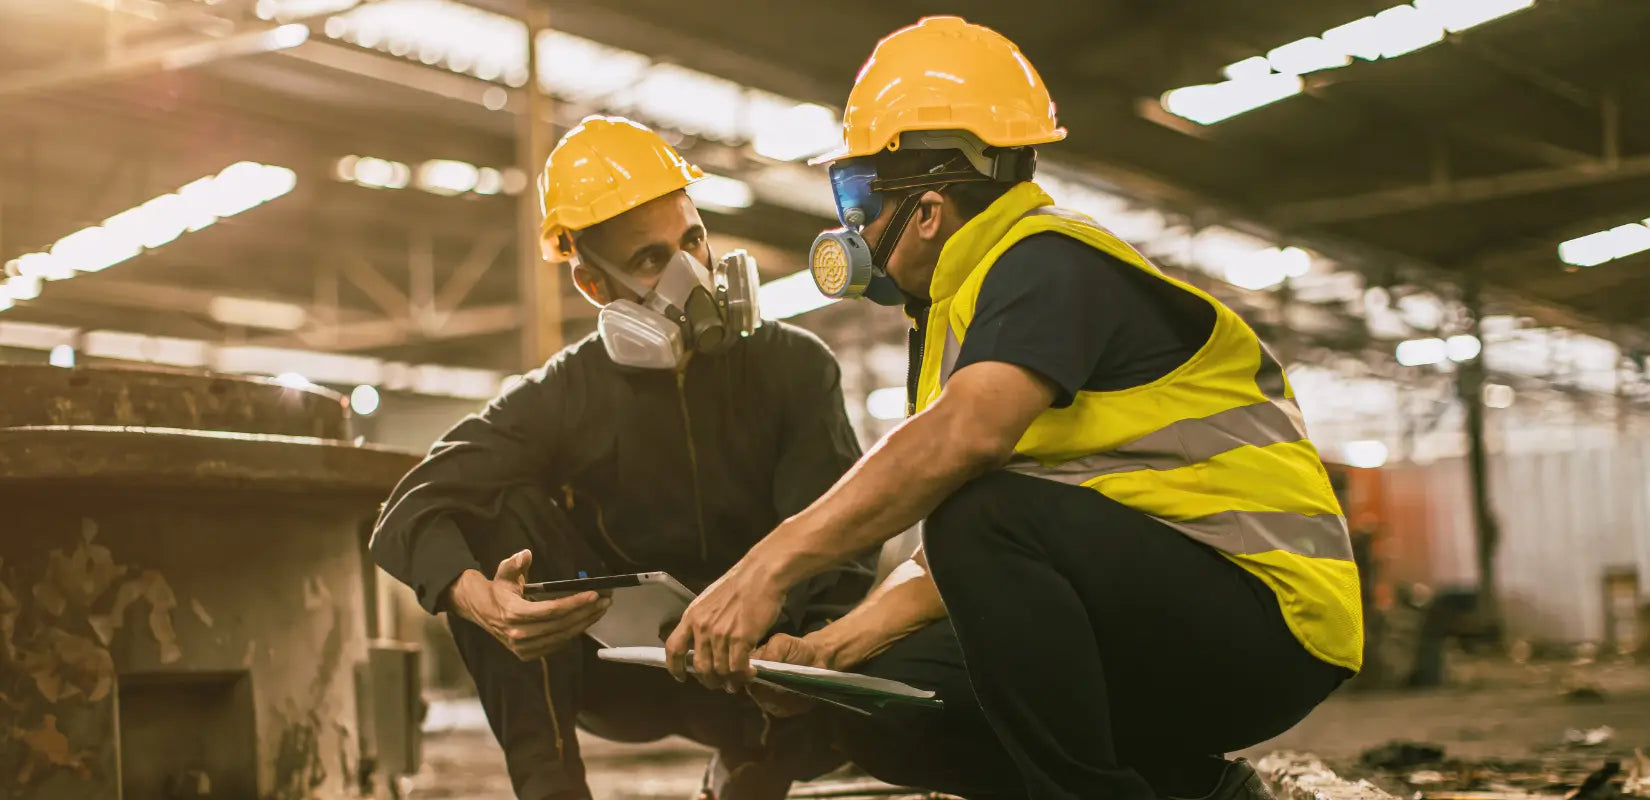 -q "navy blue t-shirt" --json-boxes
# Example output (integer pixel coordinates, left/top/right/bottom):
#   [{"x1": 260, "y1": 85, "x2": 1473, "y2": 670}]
[{"x1": 916, "y1": 232, "x2": 1217, "y2": 409}]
